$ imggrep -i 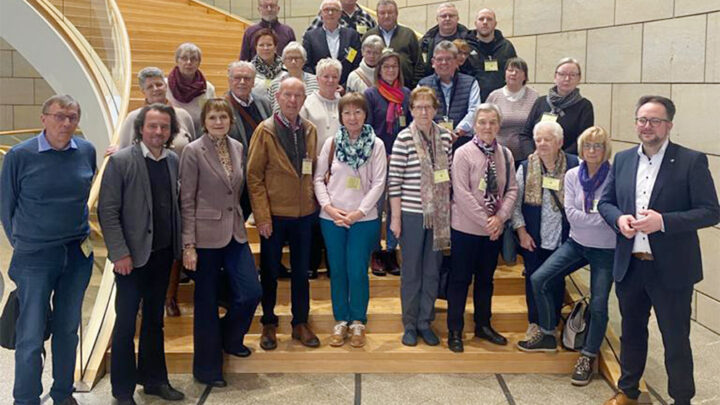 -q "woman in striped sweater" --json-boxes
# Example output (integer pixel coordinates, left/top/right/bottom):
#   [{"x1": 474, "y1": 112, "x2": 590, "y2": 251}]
[{"x1": 388, "y1": 86, "x2": 453, "y2": 347}]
